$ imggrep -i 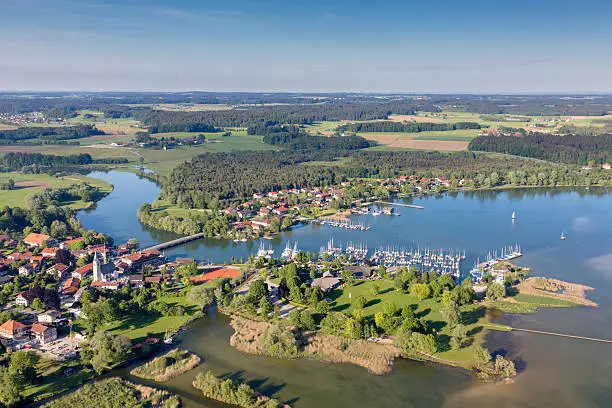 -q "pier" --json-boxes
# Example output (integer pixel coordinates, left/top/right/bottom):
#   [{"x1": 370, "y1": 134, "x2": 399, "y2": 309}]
[
  {"x1": 375, "y1": 201, "x2": 424, "y2": 209},
  {"x1": 144, "y1": 233, "x2": 205, "y2": 251},
  {"x1": 511, "y1": 327, "x2": 612, "y2": 344}
]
